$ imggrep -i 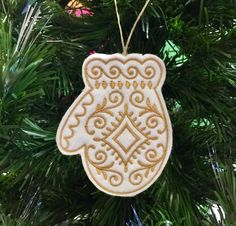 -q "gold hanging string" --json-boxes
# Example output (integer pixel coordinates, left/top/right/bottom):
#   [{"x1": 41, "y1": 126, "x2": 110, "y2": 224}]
[
  {"x1": 114, "y1": 0, "x2": 126, "y2": 54},
  {"x1": 114, "y1": 0, "x2": 151, "y2": 55}
]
